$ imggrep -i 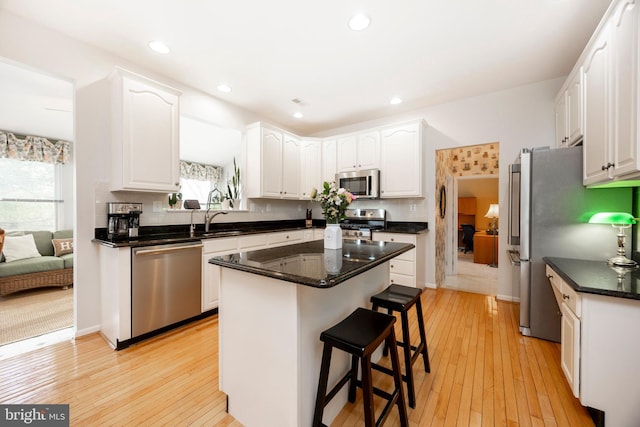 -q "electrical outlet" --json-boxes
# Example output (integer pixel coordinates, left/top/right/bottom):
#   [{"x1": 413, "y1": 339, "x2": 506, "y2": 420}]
[
  {"x1": 266, "y1": 203, "x2": 271, "y2": 212},
  {"x1": 153, "y1": 201, "x2": 163, "y2": 212}
]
